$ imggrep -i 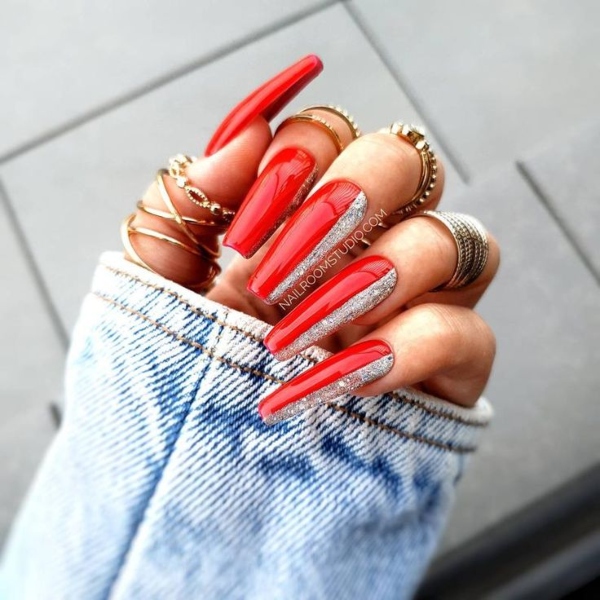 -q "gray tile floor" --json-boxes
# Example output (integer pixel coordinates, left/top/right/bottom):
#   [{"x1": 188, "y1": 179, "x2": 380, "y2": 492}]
[{"x1": 1, "y1": 0, "x2": 599, "y2": 557}]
